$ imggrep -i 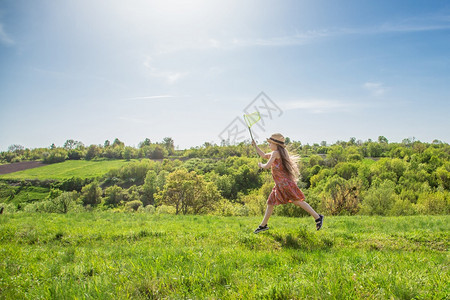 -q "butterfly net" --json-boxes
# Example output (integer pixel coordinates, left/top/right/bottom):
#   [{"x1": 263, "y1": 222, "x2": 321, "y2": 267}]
[{"x1": 243, "y1": 111, "x2": 261, "y2": 128}]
